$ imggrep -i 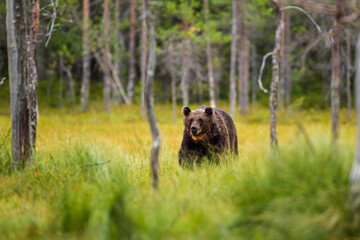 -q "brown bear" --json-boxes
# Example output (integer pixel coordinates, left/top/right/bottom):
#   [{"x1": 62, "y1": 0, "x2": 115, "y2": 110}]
[{"x1": 178, "y1": 105, "x2": 238, "y2": 166}]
